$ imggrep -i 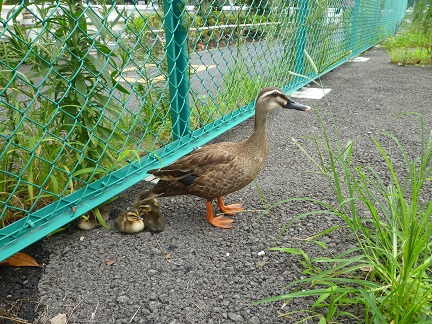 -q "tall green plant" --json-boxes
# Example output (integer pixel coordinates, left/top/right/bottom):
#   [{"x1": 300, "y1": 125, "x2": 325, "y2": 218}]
[
  {"x1": 256, "y1": 111, "x2": 432, "y2": 322},
  {"x1": 120, "y1": 12, "x2": 171, "y2": 148},
  {"x1": 34, "y1": 1, "x2": 130, "y2": 173},
  {"x1": 383, "y1": 0, "x2": 431, "y2": 66},
  {"x1": 0, "y1": 0, "x2": 145, "y2": 225},
  {"x1": 412, "y1": 0, "x2": 432, "y2": 33},
  {"x1": 253, "y1": 50, "x2": 432, "y2": 322}
]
